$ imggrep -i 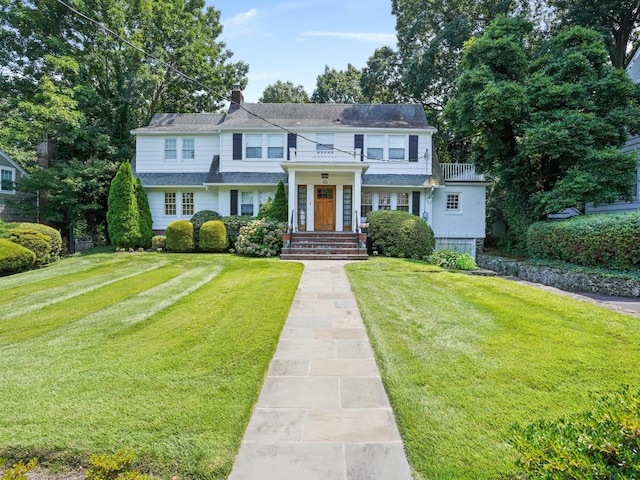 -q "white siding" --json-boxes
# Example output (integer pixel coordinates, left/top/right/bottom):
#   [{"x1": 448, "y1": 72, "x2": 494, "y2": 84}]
[
  {"x1": 147, "y1": 188, "x2": 218, "y2": 231},
  {"x1": 136, "y1": 134, "x2": 219, "y2": 173},
  {"x1": 431, "y1": 185, "x2": 486, "y2": 238}
]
